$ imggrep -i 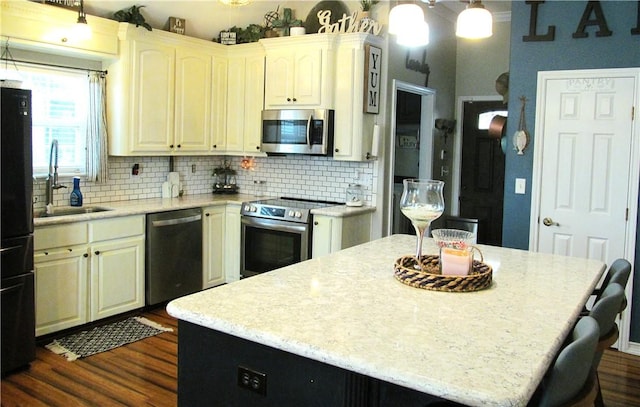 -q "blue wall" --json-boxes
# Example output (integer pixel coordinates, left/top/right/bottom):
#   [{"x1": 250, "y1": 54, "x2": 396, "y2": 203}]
[
  {"x1": 503, "y1": 1, "x2": 639, "y2": 339},
  {"x1": 504, "y1": 0, "x2": 640, "y2": 248}
]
